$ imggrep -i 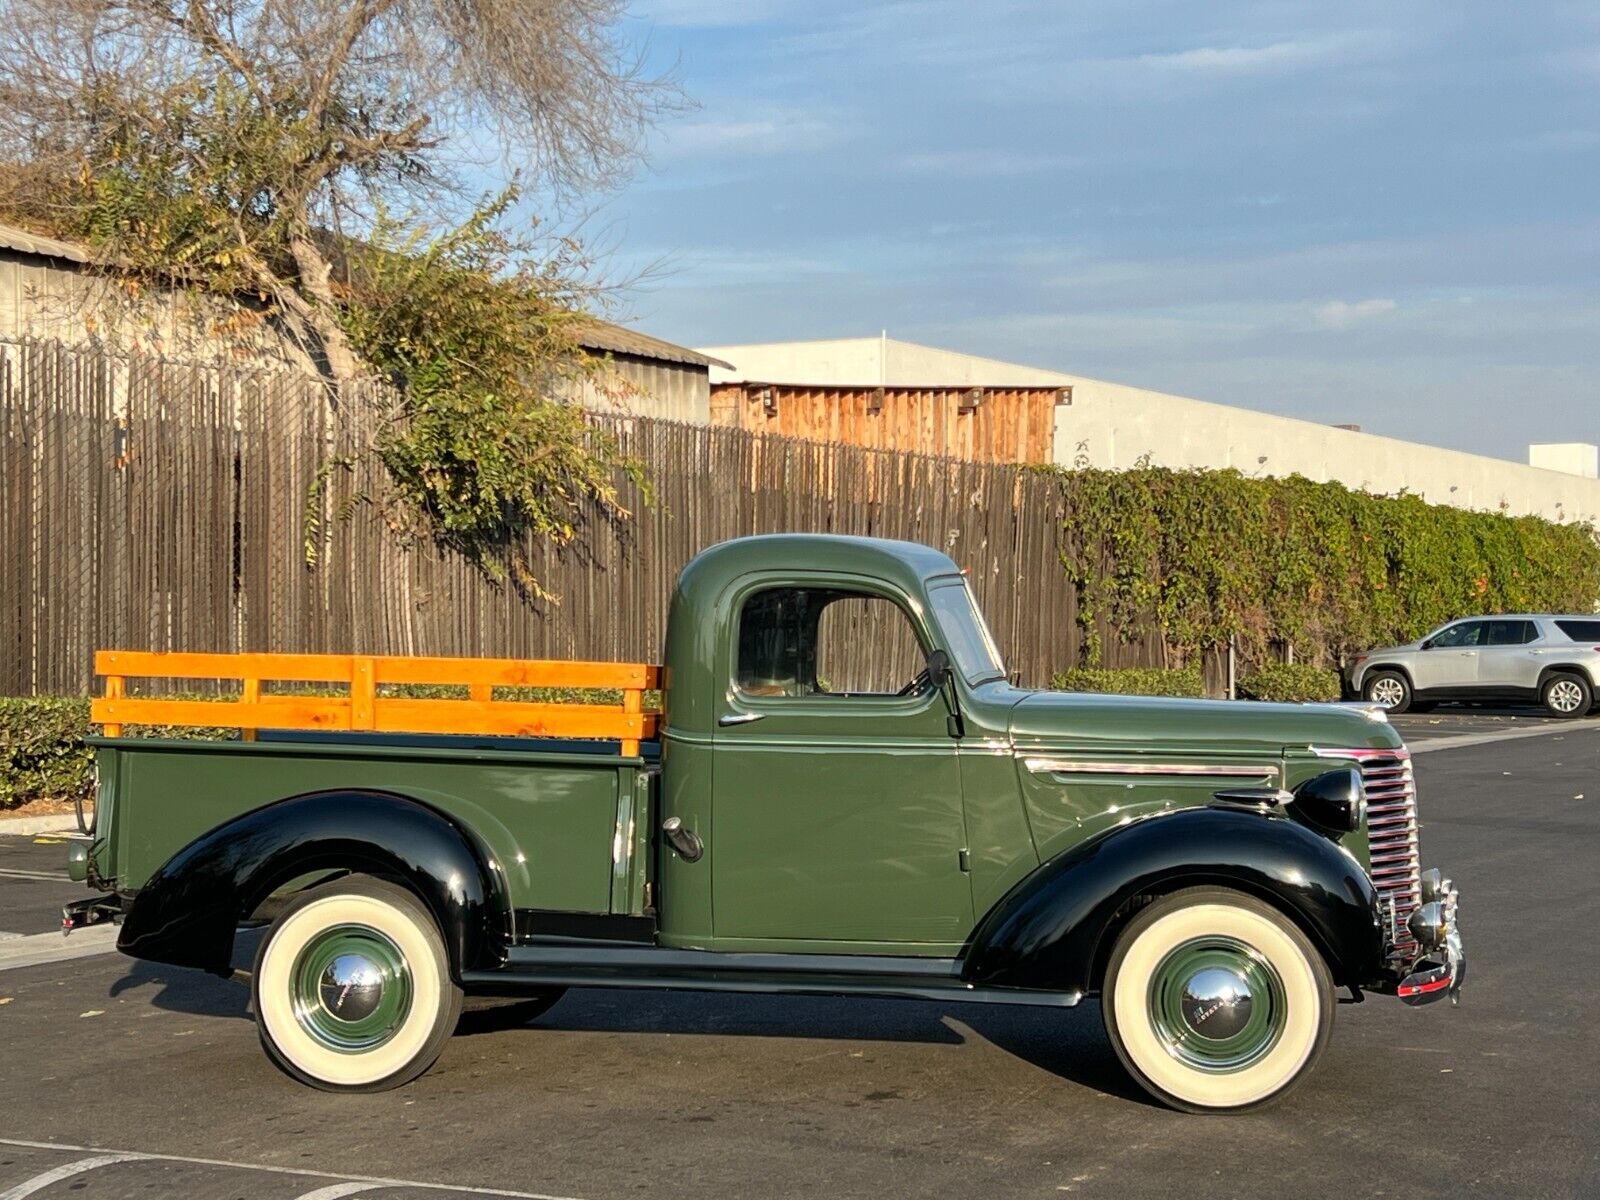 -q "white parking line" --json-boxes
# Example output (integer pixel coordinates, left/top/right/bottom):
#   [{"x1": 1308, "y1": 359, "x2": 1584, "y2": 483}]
[
  {"x1": 292, "y1": 1184, "x2": 385, "y2": 1200},
  {"x1": 0, "y1": 926, "x2": 117, "y2": 972},
  {"x1": 0, "y1": 1138, "x2": 594, "y2": 1200},
  {"x1": 0, "y1": 868, "x2": 64, "y2": 882},
  {"x1": 1408, "y1": 722, "x2": 1600, "y2": 754},
  {"x1": 0, "y1": 1153, "x2": 141, "y2": 1199}
]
